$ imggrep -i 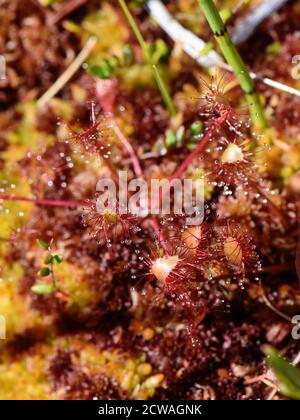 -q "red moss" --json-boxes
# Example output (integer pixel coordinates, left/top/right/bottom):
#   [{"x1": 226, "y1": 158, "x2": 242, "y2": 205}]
[{"x1": 48, "y1": 348, "x2": 126, "y2": 400}]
